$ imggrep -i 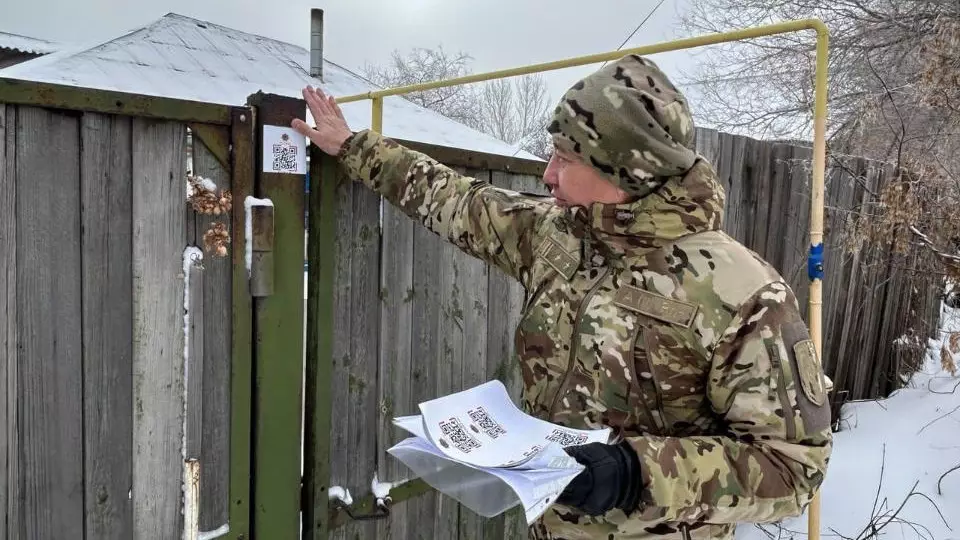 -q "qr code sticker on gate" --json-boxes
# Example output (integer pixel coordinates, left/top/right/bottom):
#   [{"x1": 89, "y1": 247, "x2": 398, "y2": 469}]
[
  {"x1": 438, "y1": 417, "x2": 482, "y2": 453},
  {"x1": 546, "y1": 429, "x2": 588, "y2": 447},
  {"x1": 467, "y1": 406, "x2": 507, "y2": 439},
  {"x1": 272, "y1": 143, "x2": 298, "y2": 173}
]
